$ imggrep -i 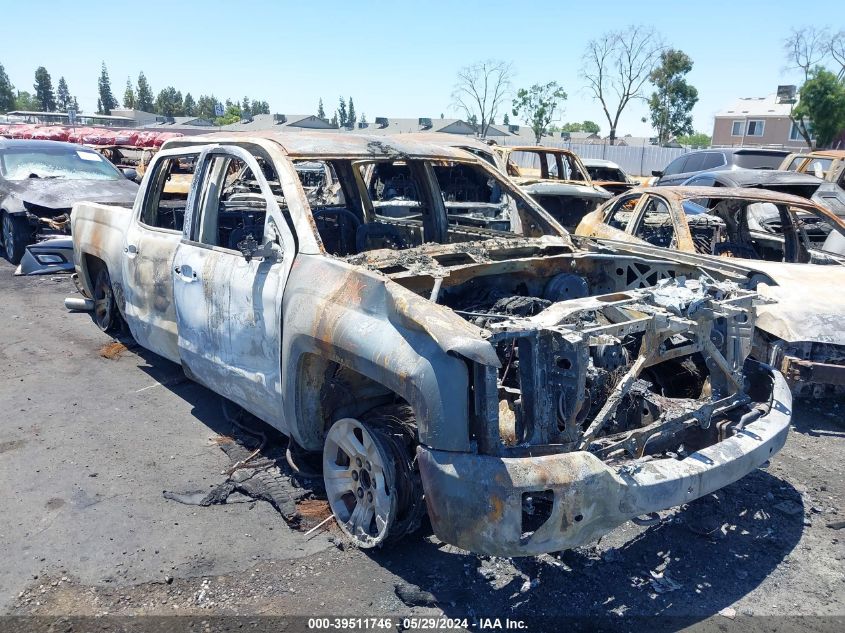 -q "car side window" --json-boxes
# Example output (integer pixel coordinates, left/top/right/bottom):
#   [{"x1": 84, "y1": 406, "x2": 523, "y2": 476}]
[
  {"x1": 139, "y1": 154, "x2": 197, "y2": 232},
  {"x1": 605, "y1": 193, "x2": 643, "y2": 230},
  {"x1": 633, "y1": 197, "x2": 676, "y2": 248},
  {"x1": 701, "y1": 152, "x2": 725, "y2": 170},
  {"x1": 682, "y1": 153, "x2": 707, "y2": 174},
  {"x1": 662, "y1": 156, "x2": 687, "y2": 176}
]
